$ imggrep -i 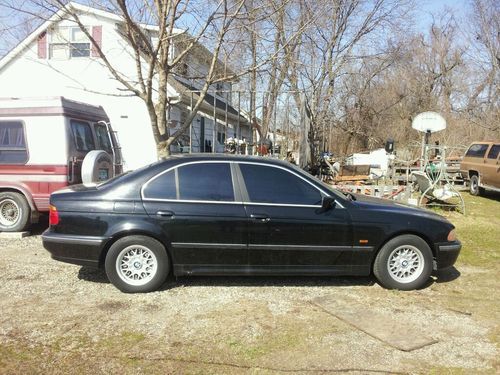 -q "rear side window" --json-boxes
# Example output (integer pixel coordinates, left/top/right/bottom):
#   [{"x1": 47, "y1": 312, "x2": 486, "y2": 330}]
[
  {"x1": 178, "y1": 163, "x2": 234, "y2": 201},
  {"x1": 143, "y1": 163, "x2": 234, "y2": 202},
  {"x1": 465, "y1": 144, "x2": 489, "y2": 158},
  {"x1": 0, "y1": 121, "x2": 28, "y2": 164},
  {"x1": 487, "y1": 144, "x2": 499, "y2": 159},
  {"x1": 94, "y1": 123, "x2": 112, "y2": 153},
  {"x1": 70, "y1": 120, "x2": 95, "y2": 152},
  {"x1": 143, "y1": 169, "x2": 177, "y2": 199},
  {"x1": 239, "y1": 163, "x2": 322, "y2": 205}
]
